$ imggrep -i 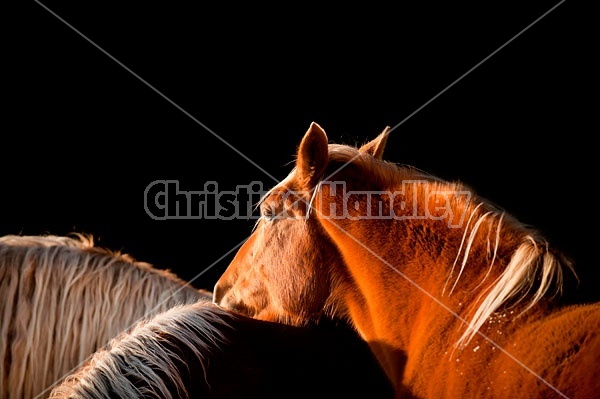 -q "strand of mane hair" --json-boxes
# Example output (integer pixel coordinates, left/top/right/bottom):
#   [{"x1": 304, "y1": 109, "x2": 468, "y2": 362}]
[
  {"x1": 399, "y1": 176, "x2": 577, "y2": 350},
  {"x1": 456, "y1": 232, "x2": 572, "y2": 348},
  {"x1": 434, "y1": 195, "x2": 577, "y2": 350}
]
